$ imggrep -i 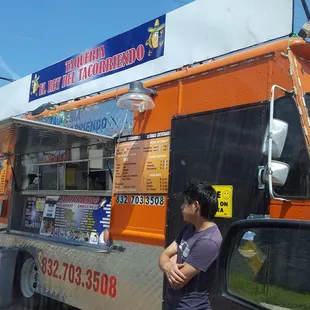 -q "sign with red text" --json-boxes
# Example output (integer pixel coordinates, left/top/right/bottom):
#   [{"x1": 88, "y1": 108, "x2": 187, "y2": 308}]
[
  {"x1": 41, "y1": 255, "x2": 117, "y2": 298},
  {"x1": 0, "y1": 0, "x2": 293, "y2": 119},
  {"x1": 29, "y1": 15, "x2": 166, "y2": 102}
]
